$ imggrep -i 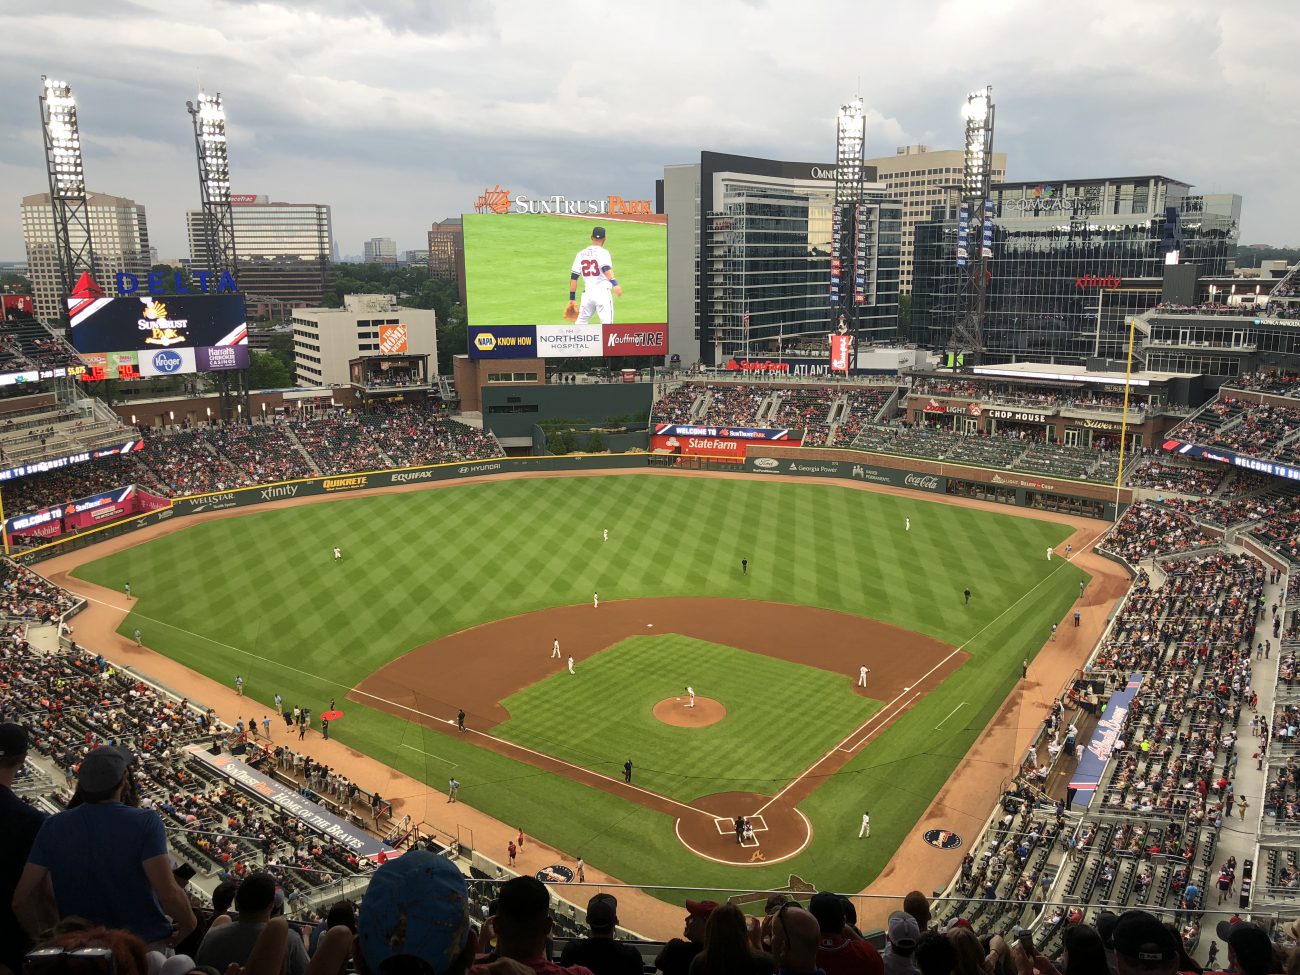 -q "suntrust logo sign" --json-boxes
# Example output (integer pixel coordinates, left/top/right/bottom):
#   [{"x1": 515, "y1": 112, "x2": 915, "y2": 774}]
[{"x1": 474, "y1": 184, "x2": 653, "y2": 216}]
